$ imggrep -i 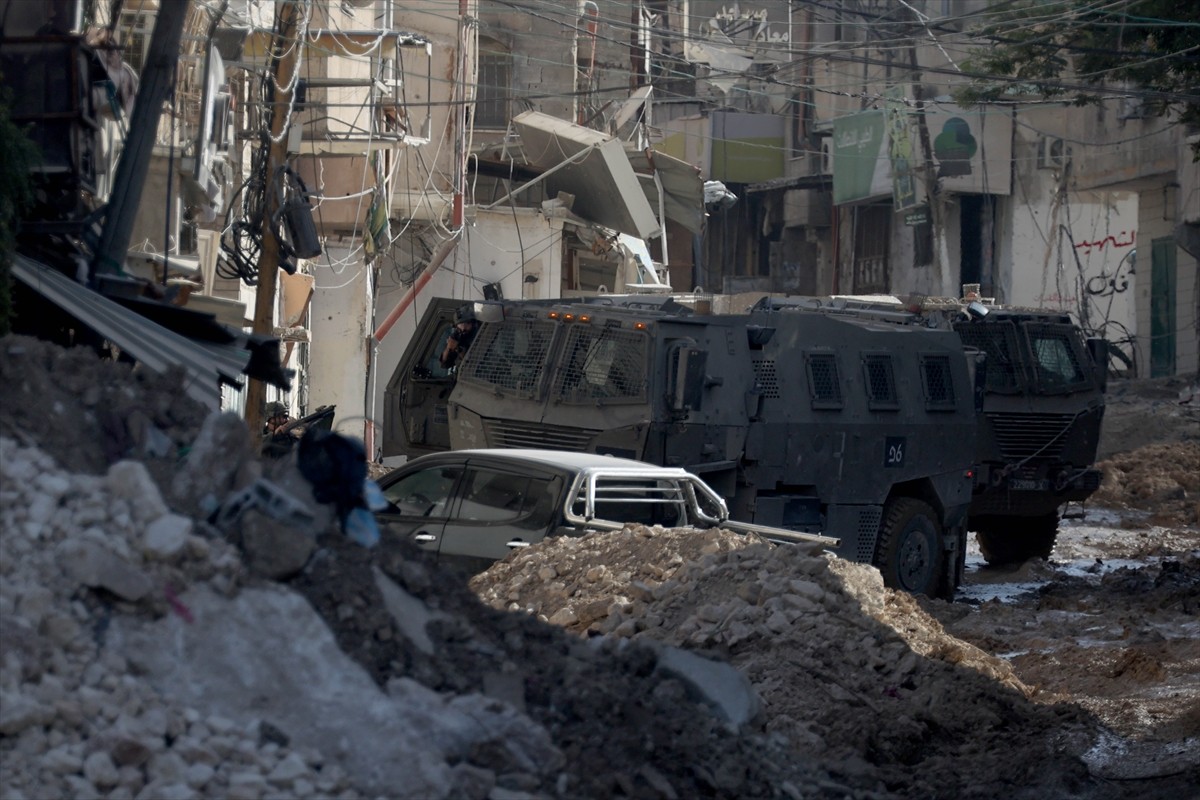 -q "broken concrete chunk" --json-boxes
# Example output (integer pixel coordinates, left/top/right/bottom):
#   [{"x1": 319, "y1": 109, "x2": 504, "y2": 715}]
[
  {"x1": 142, "y1": 514, "x2": 194, "y2": 561},
  {"x1": 172, "y1": 412, "x2": 253, "y2": 518},
  {"x1": 239, "y1": 510, "x2": 316, "y2": 580},
  {"x1": 106, "y1": 460, "x2": 170, "y2": 524},
  {"x1": 56, "y1": 539, "x2": 154, "y2": 601},
  {"x1": 652, "y1": 643, "x2": 761, "y2": 730},
  {"x1": 372, "y1": 567, "x2": 449, "y2": 655},
  {"x1": 0, "y1": 688, "x2": 54, "y2": 735}
]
